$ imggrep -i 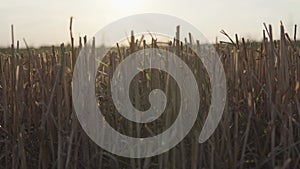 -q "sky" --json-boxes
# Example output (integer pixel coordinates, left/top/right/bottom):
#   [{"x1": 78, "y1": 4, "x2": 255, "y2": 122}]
[{"x1": 1, "y1": 0, "x2": 300, "y2": 47}]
